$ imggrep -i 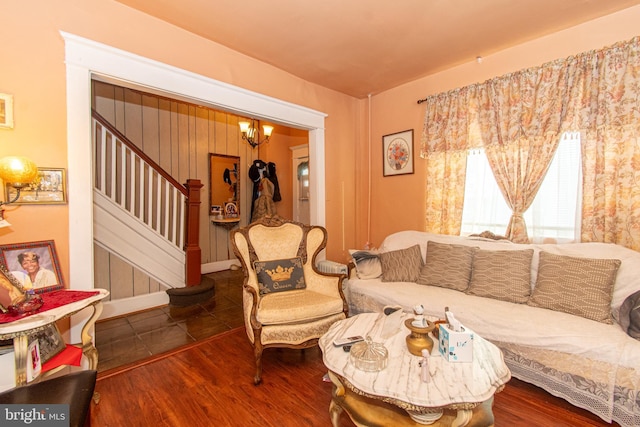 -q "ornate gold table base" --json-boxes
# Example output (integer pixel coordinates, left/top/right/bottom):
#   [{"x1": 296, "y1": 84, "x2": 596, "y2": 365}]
[
  {"x1": 1, "y1": 290, "x2": 108, "y2": 388},
  {"x1": 328, "y1": 371, "x2": 495, "y2": 427},
  {"x1": 12, "y1": 301, "x2": 104, "y2": 386}
]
